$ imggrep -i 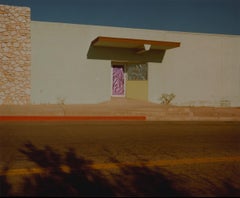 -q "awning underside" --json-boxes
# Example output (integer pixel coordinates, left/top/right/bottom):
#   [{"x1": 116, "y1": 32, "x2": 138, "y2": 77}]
[{"x1": 88, "y1": 36, "x2": 180, "y2": 63}]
